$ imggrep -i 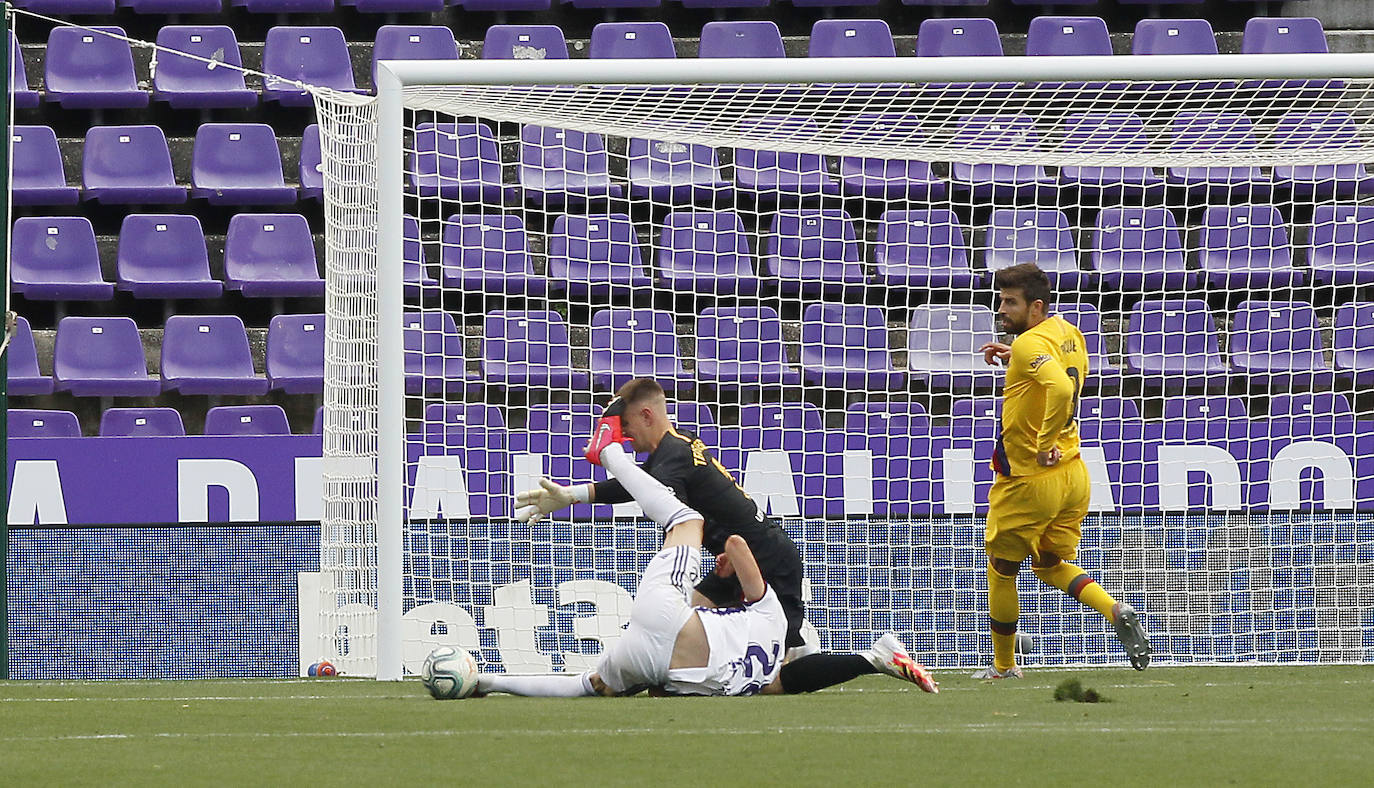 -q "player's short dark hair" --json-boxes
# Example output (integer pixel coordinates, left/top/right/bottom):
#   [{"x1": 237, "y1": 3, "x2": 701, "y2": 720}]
[
  {"x1": 993, "y1": 263, "x2": 1053, "y2": 307},
  {"x1": 616, "y1": 377, "x2": 666, "y2": 409}
]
